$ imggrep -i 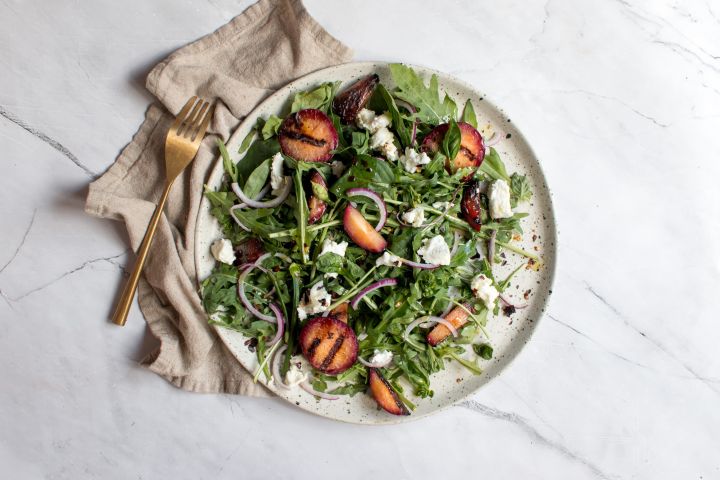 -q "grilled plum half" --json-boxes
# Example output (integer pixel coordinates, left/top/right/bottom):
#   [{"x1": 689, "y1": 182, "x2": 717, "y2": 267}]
[
  {"x1": 421, "y1": 122, "x2": 484, "y2": 176},
  {"x1": 460, "y1": 179, "x2": 484, "y2": 231},
  {"x1": 278, "y1": 109, "x2": 338, "y2": 162},
  {"x1": 343, "y1": 205, "x2": 387, "y2": 253},
  {"x1": 300, "y1": 316, "x2": 358, "y2": 375},
  {"x1": 332, "y1": 74, "x2": 379, "y2": 123},
  {"x1": 427, "y1": 305, "x2": 471, "y2": 346},
  {"x1": 307, "y1": 171, "x2": 327, "y2": 225},
  {"x1": 368, "y1": 368, "x2": 410, "y2": 416}
]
